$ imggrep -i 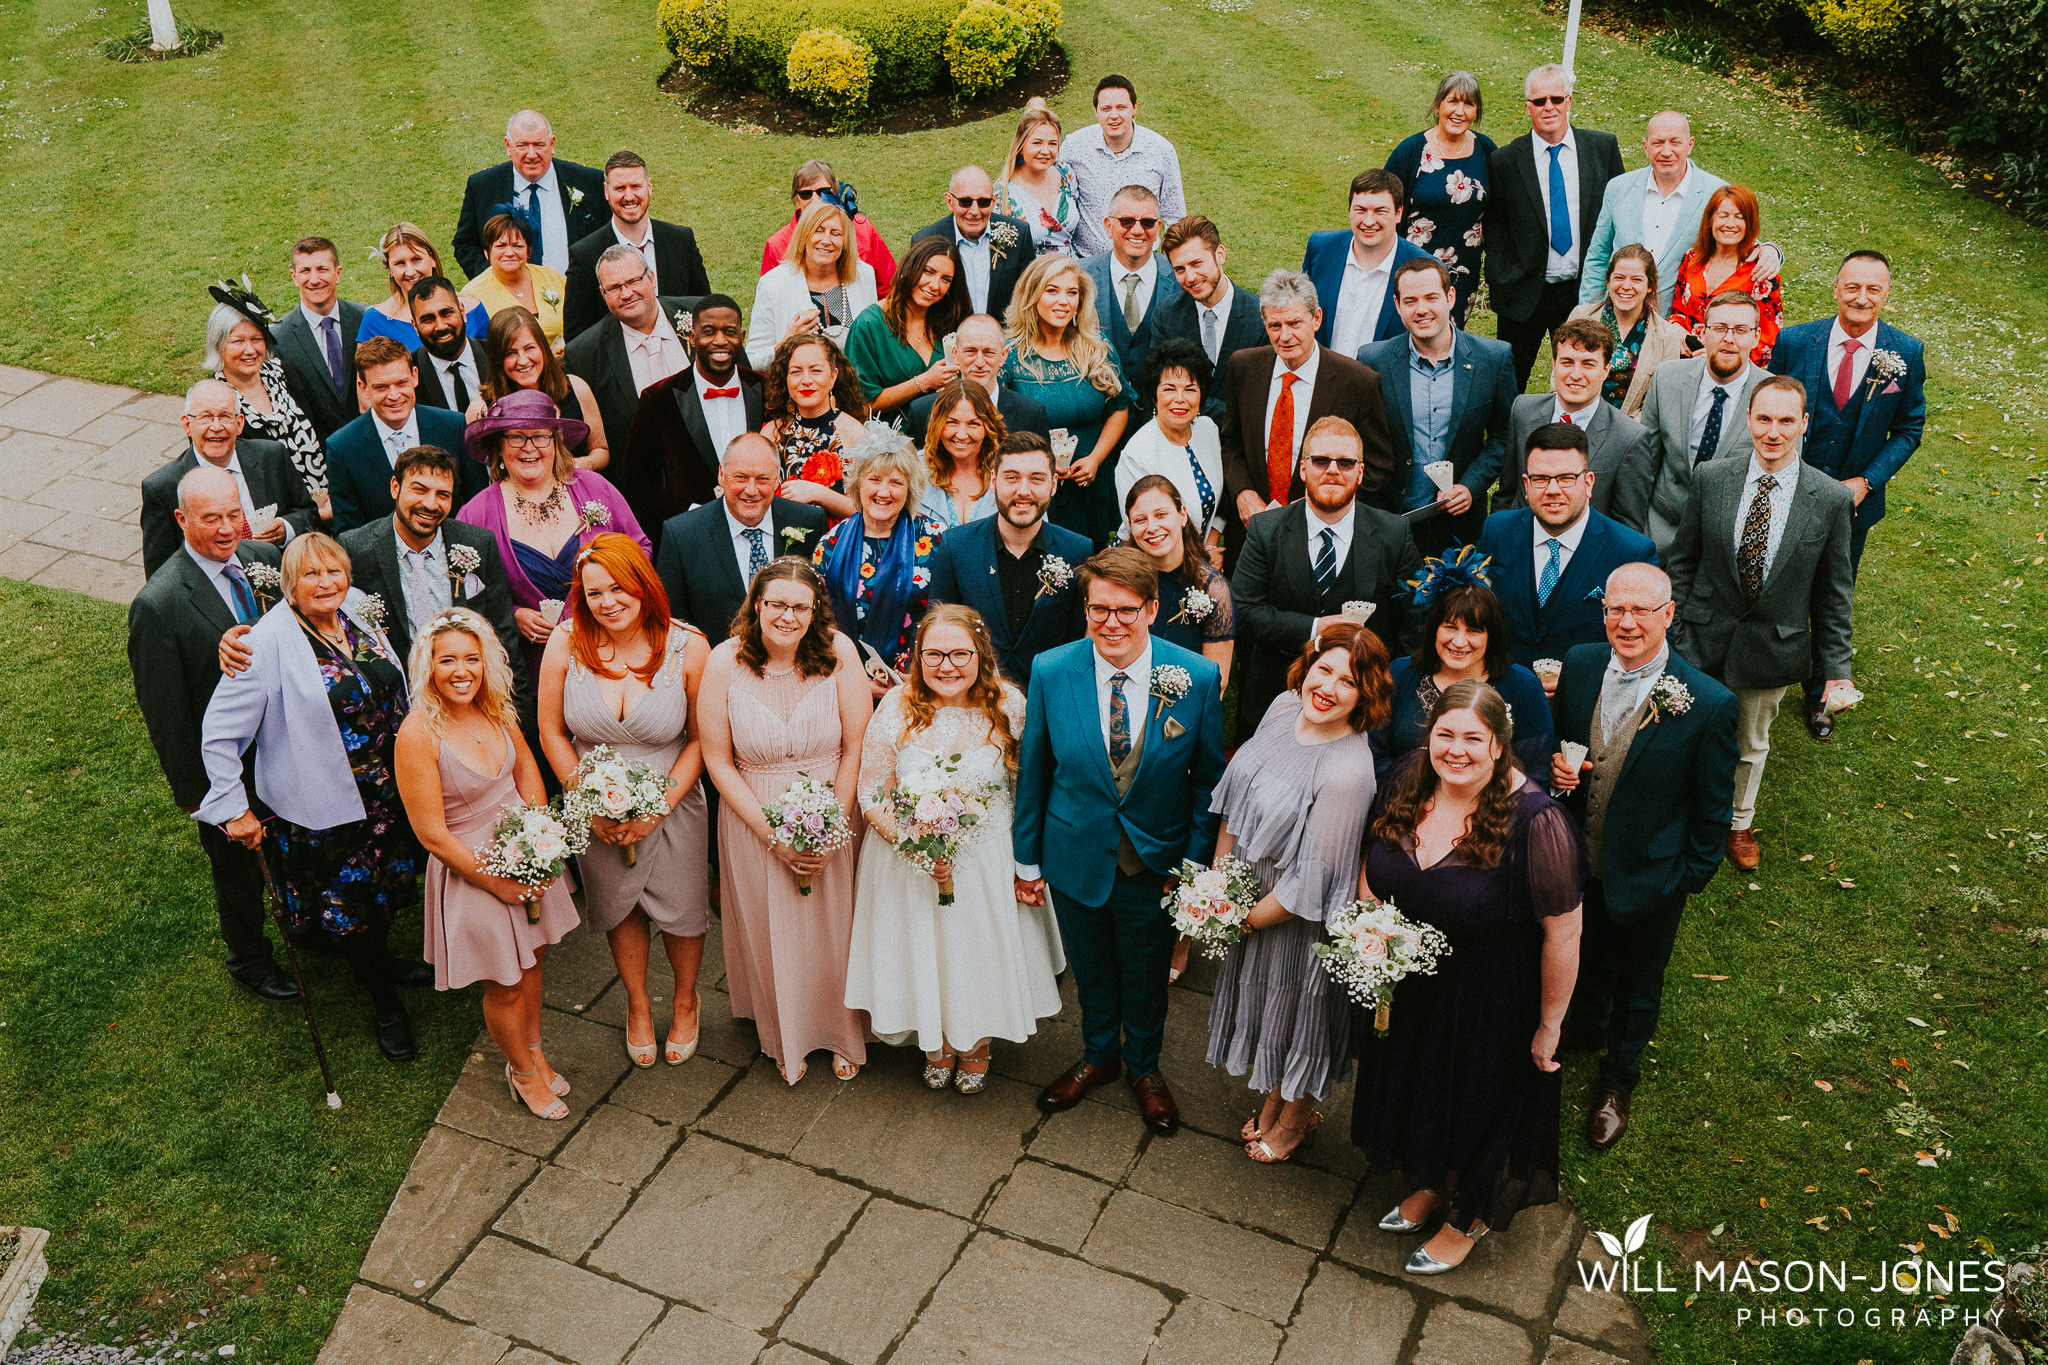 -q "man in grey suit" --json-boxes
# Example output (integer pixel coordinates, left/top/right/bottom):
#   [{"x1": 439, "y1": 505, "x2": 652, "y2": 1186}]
[
  {"x1": 1667, "y1": 376, "x2": 1855, "y2": 872},
  {"x1": 1497, "y1": 317, "x2": 1652, "y2": 524},
  {"x1": 141, "y1": 380, "x2": 319, "y2": 578},
  {"x1": 271, "y1": 236, "x2": 367, "y2": 439},
  {"x1": 1621, "y1": 292, "x2": 1767, "y2": 554},
  {"x1": 128, "y1": 466, "x2": 296, "y2": 1002},
  {"x1": 1079, "y1": 185, "x2": 1185, "y2": 401}
]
